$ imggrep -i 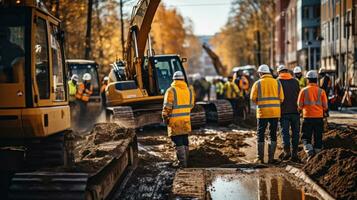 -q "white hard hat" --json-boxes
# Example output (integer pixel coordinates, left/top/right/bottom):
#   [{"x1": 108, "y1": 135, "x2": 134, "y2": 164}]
[
  {"x1": 83, "y1": 73, "x2": 92, "y2": 81},
  {"x1": 243, "y1": 70, "x2": 249, "y2": 76},
  {"x1": 318, "y1": 68, "x2": 326, "y2": 74},
  {"x1": 293, "y1": 66, "x2": 302, "y2": 74},
  {"x1": 173, "y1": 71, "x2": 185, "y2": 80},
  {"x1": 103, "y1": 76, "x2": 109, "y2": 81},
  {"x1": 306, "y1": 70, "x2": 318, "y2": 79},
  {"x1": 71, "y1": 74, "x2": 79, "y2": 81},
  {"x1": 257, "y1": 64, "x2": 270, "y2": 73},
  {"x1": 277, "y1": 64, "x2": 287, "y2": 72}
]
